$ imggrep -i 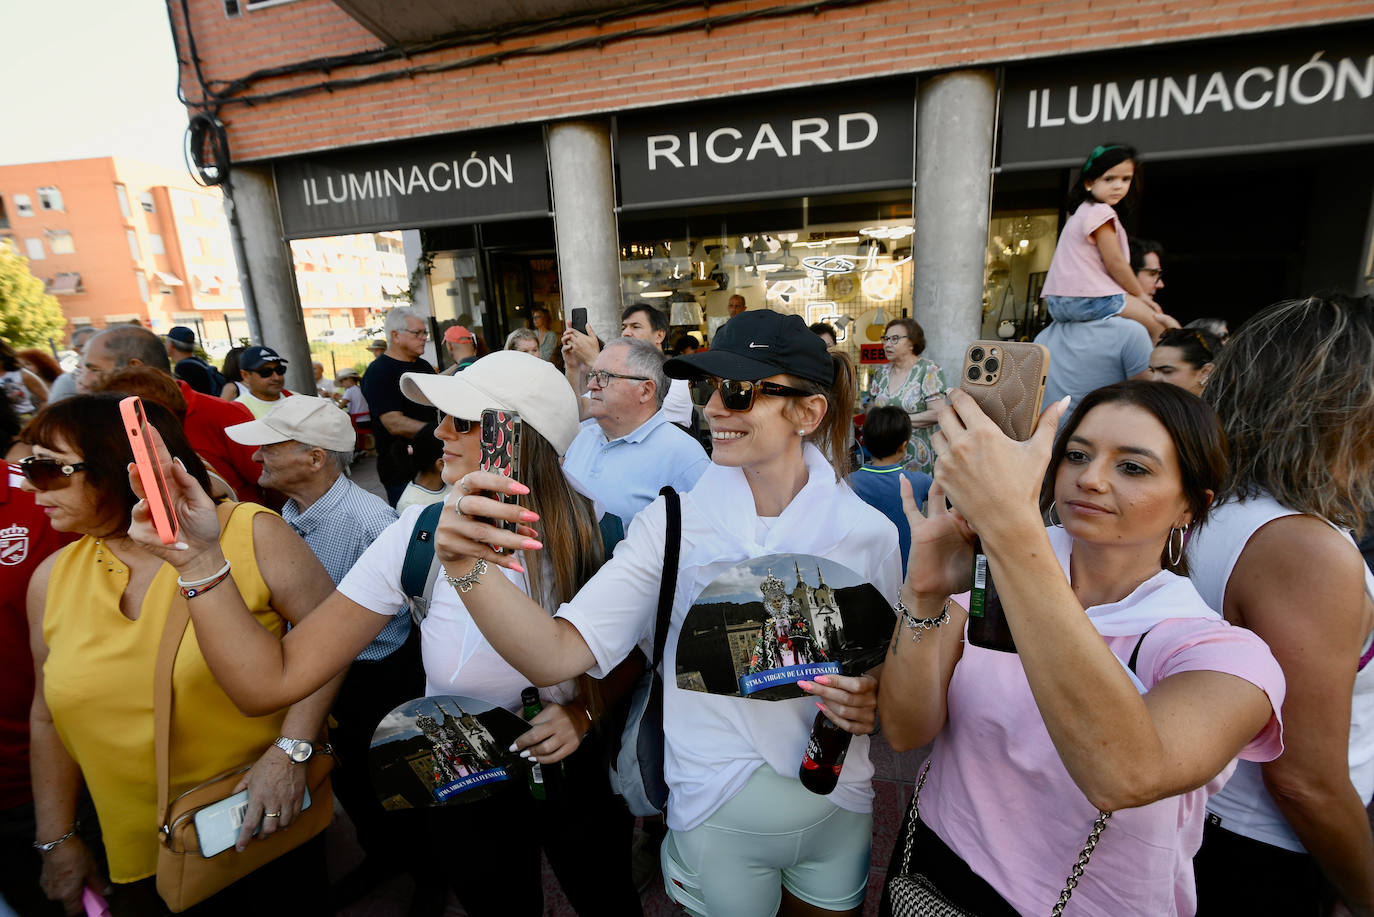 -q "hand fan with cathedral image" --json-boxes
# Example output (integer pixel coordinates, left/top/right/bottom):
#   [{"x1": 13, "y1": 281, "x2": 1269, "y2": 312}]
[{"x1": 676, "y1": 553, "x2": 892, "y2": 701}]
